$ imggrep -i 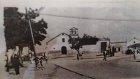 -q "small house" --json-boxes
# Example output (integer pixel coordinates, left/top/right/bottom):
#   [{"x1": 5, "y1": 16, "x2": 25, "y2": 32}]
[{"x1": 82, "y1": 38, "x2": 110, "y2": 53}]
